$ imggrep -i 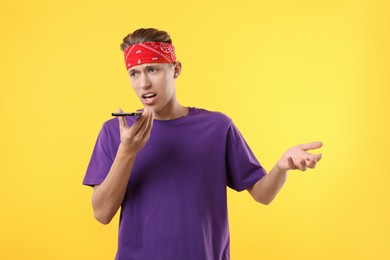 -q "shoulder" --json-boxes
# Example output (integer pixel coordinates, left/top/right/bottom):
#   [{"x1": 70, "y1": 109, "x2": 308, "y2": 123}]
[
  {"x1": 95, "y1": 117, "x2": 124, "y2": 146},
  {"x1": 98, "y1": 117, "x2": 122, "y2": 140},
  {"x1": 190, "y1": 107, "x2": 233, "y2": 126},
  {"x1": 100, "y1": 117, "x2": 119, "y2": 133}
]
